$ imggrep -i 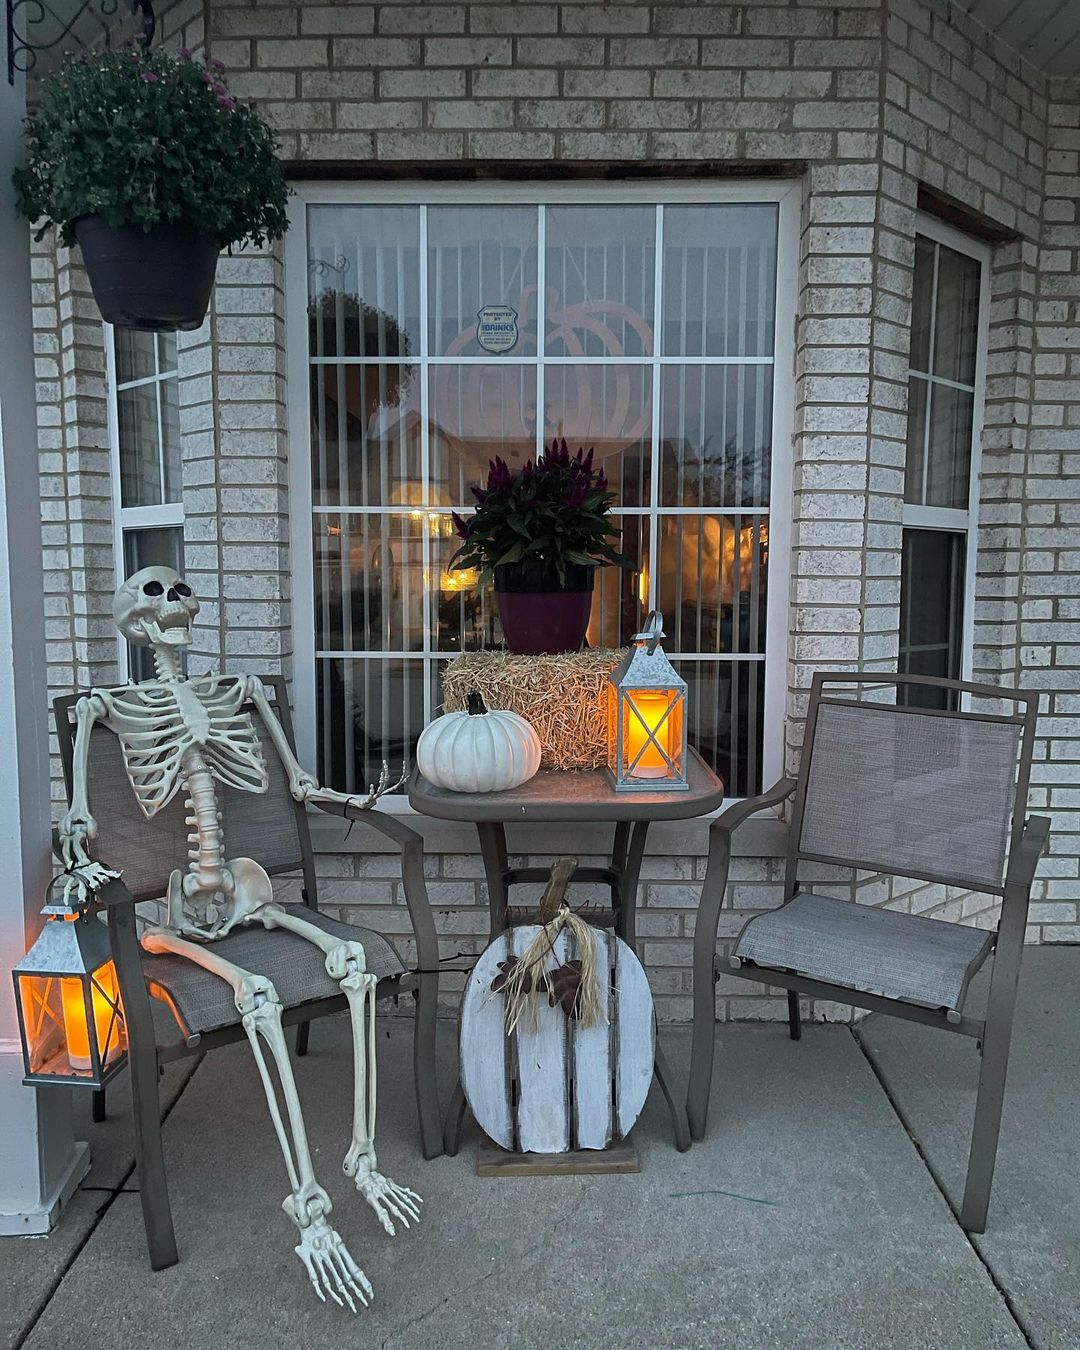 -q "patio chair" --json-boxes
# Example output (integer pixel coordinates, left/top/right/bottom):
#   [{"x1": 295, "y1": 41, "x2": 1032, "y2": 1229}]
[
  {"x1": 686, "y1": 672, "x2": 1047, "y2": 1233},
  {"x1": 53, "y1": 675, "x2": 442, "y2": 1272}
]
